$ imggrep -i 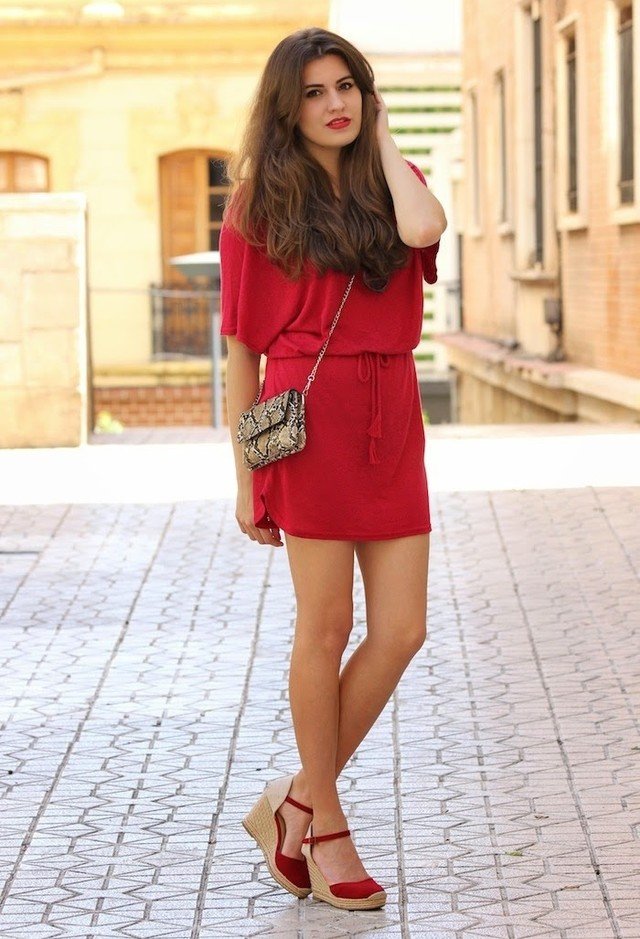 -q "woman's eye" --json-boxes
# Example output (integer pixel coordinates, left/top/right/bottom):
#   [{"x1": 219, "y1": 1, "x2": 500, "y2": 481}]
[{"x1": 304, "y1": 82, "x2": 353, "y2": 98}]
